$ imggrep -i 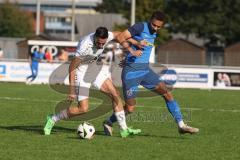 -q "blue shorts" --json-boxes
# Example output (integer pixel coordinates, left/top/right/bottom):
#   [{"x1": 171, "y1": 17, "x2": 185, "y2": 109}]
[{"x1": 121, "y1": 63, "x2": 162, "y2": 100}]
